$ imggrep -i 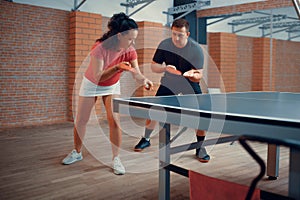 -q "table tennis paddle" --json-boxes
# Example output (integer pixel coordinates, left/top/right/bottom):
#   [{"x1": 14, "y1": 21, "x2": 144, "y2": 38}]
[{"x1": 166, "y1": 65, "x2": 182, "y2": 75}]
